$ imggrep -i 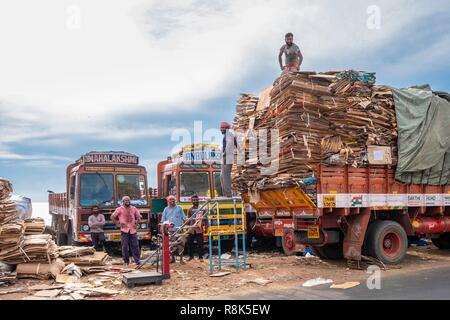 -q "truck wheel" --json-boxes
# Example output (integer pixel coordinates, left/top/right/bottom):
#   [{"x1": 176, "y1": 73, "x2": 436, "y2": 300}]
[
  {"x1": 431, "y1": 233, "x2": 450, "y2": 249},
  {"x1": 57, "y1": 232, "x2": 68, "y2": 246},
  {"x1": 66, "y1": 223, "x2": 73, "y2": 246},
  {"x1": 312, "y1": 242, "x2": 344, "y2": 260},
  {"x1": 366, "y1": 220, "x2": 407, "y2": 265},
  {"x1": 219, "y1": 240, "x2": 235, "y2": 253},
  {"x1": 281, "y1": 230, "x2": 296, "y2": 256}
]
